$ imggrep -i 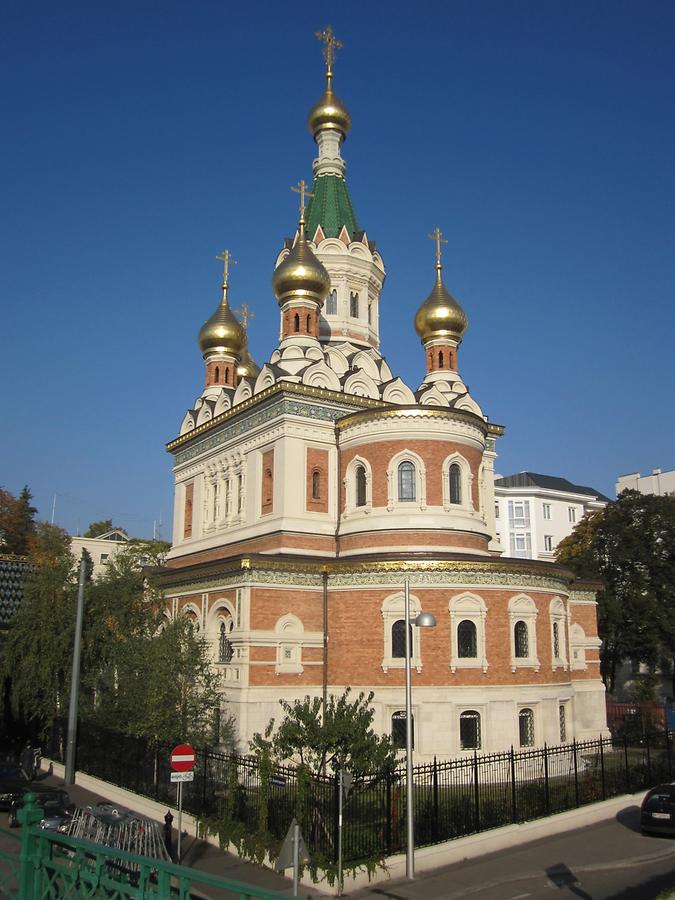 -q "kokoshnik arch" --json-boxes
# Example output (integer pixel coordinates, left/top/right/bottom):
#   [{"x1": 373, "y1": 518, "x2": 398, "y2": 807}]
[{"x1": 159, "y1": 28, "x2": 608, "y2": 759}]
